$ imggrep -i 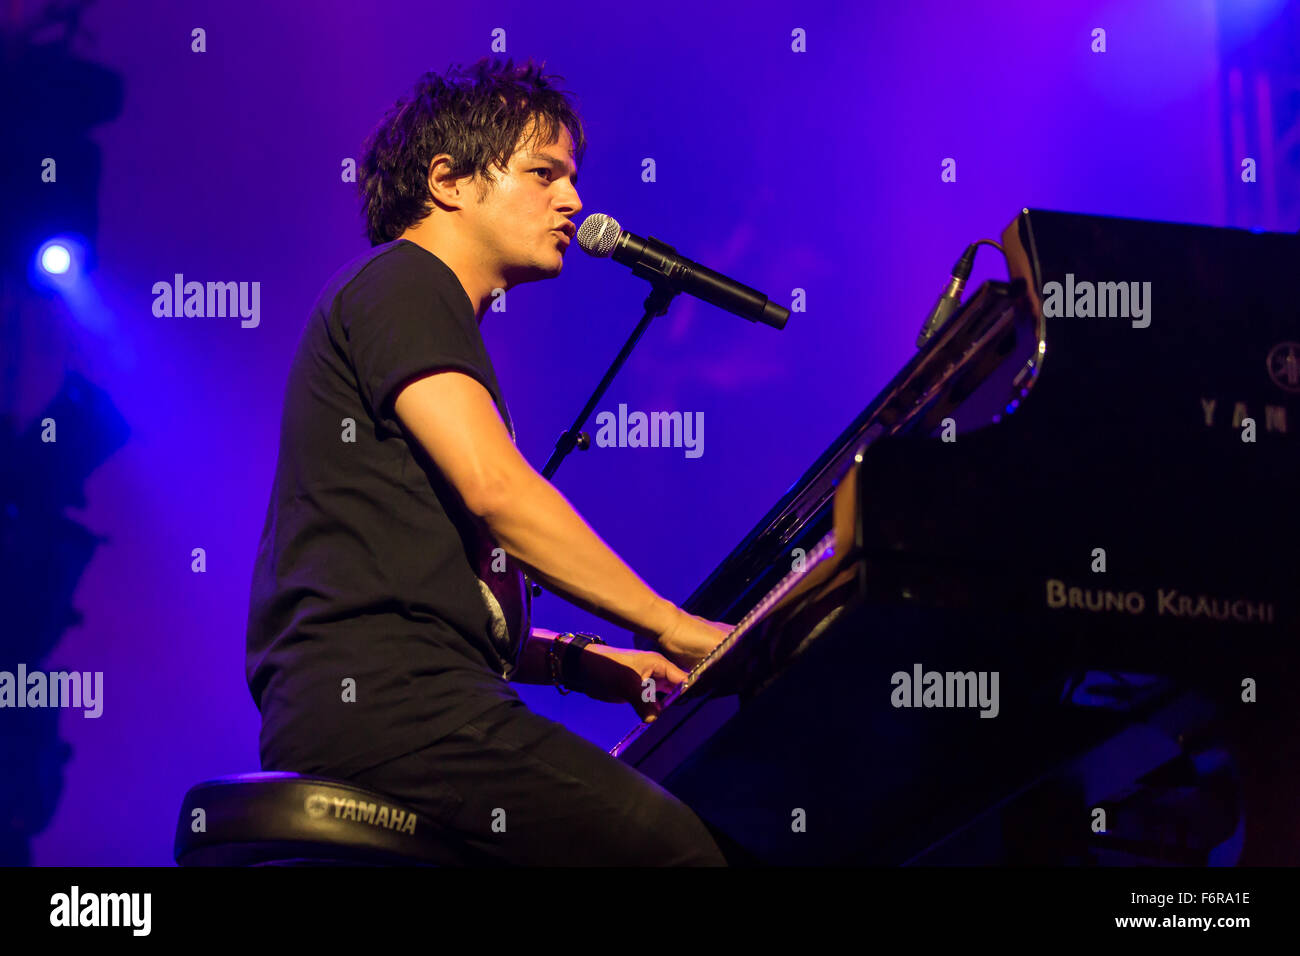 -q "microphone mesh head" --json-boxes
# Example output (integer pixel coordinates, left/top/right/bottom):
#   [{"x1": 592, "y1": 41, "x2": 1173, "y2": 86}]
[{"x1": 576, "y1": 213, "x2": 621, "y2": 257}]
